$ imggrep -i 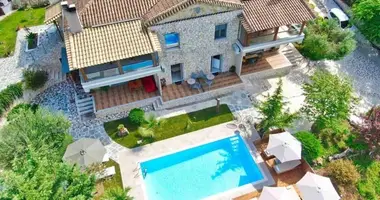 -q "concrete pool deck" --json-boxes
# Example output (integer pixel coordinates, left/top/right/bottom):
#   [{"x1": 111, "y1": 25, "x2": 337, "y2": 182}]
[{"x1": 118, "y1": 122, "x2": 275, "y2": 200}]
